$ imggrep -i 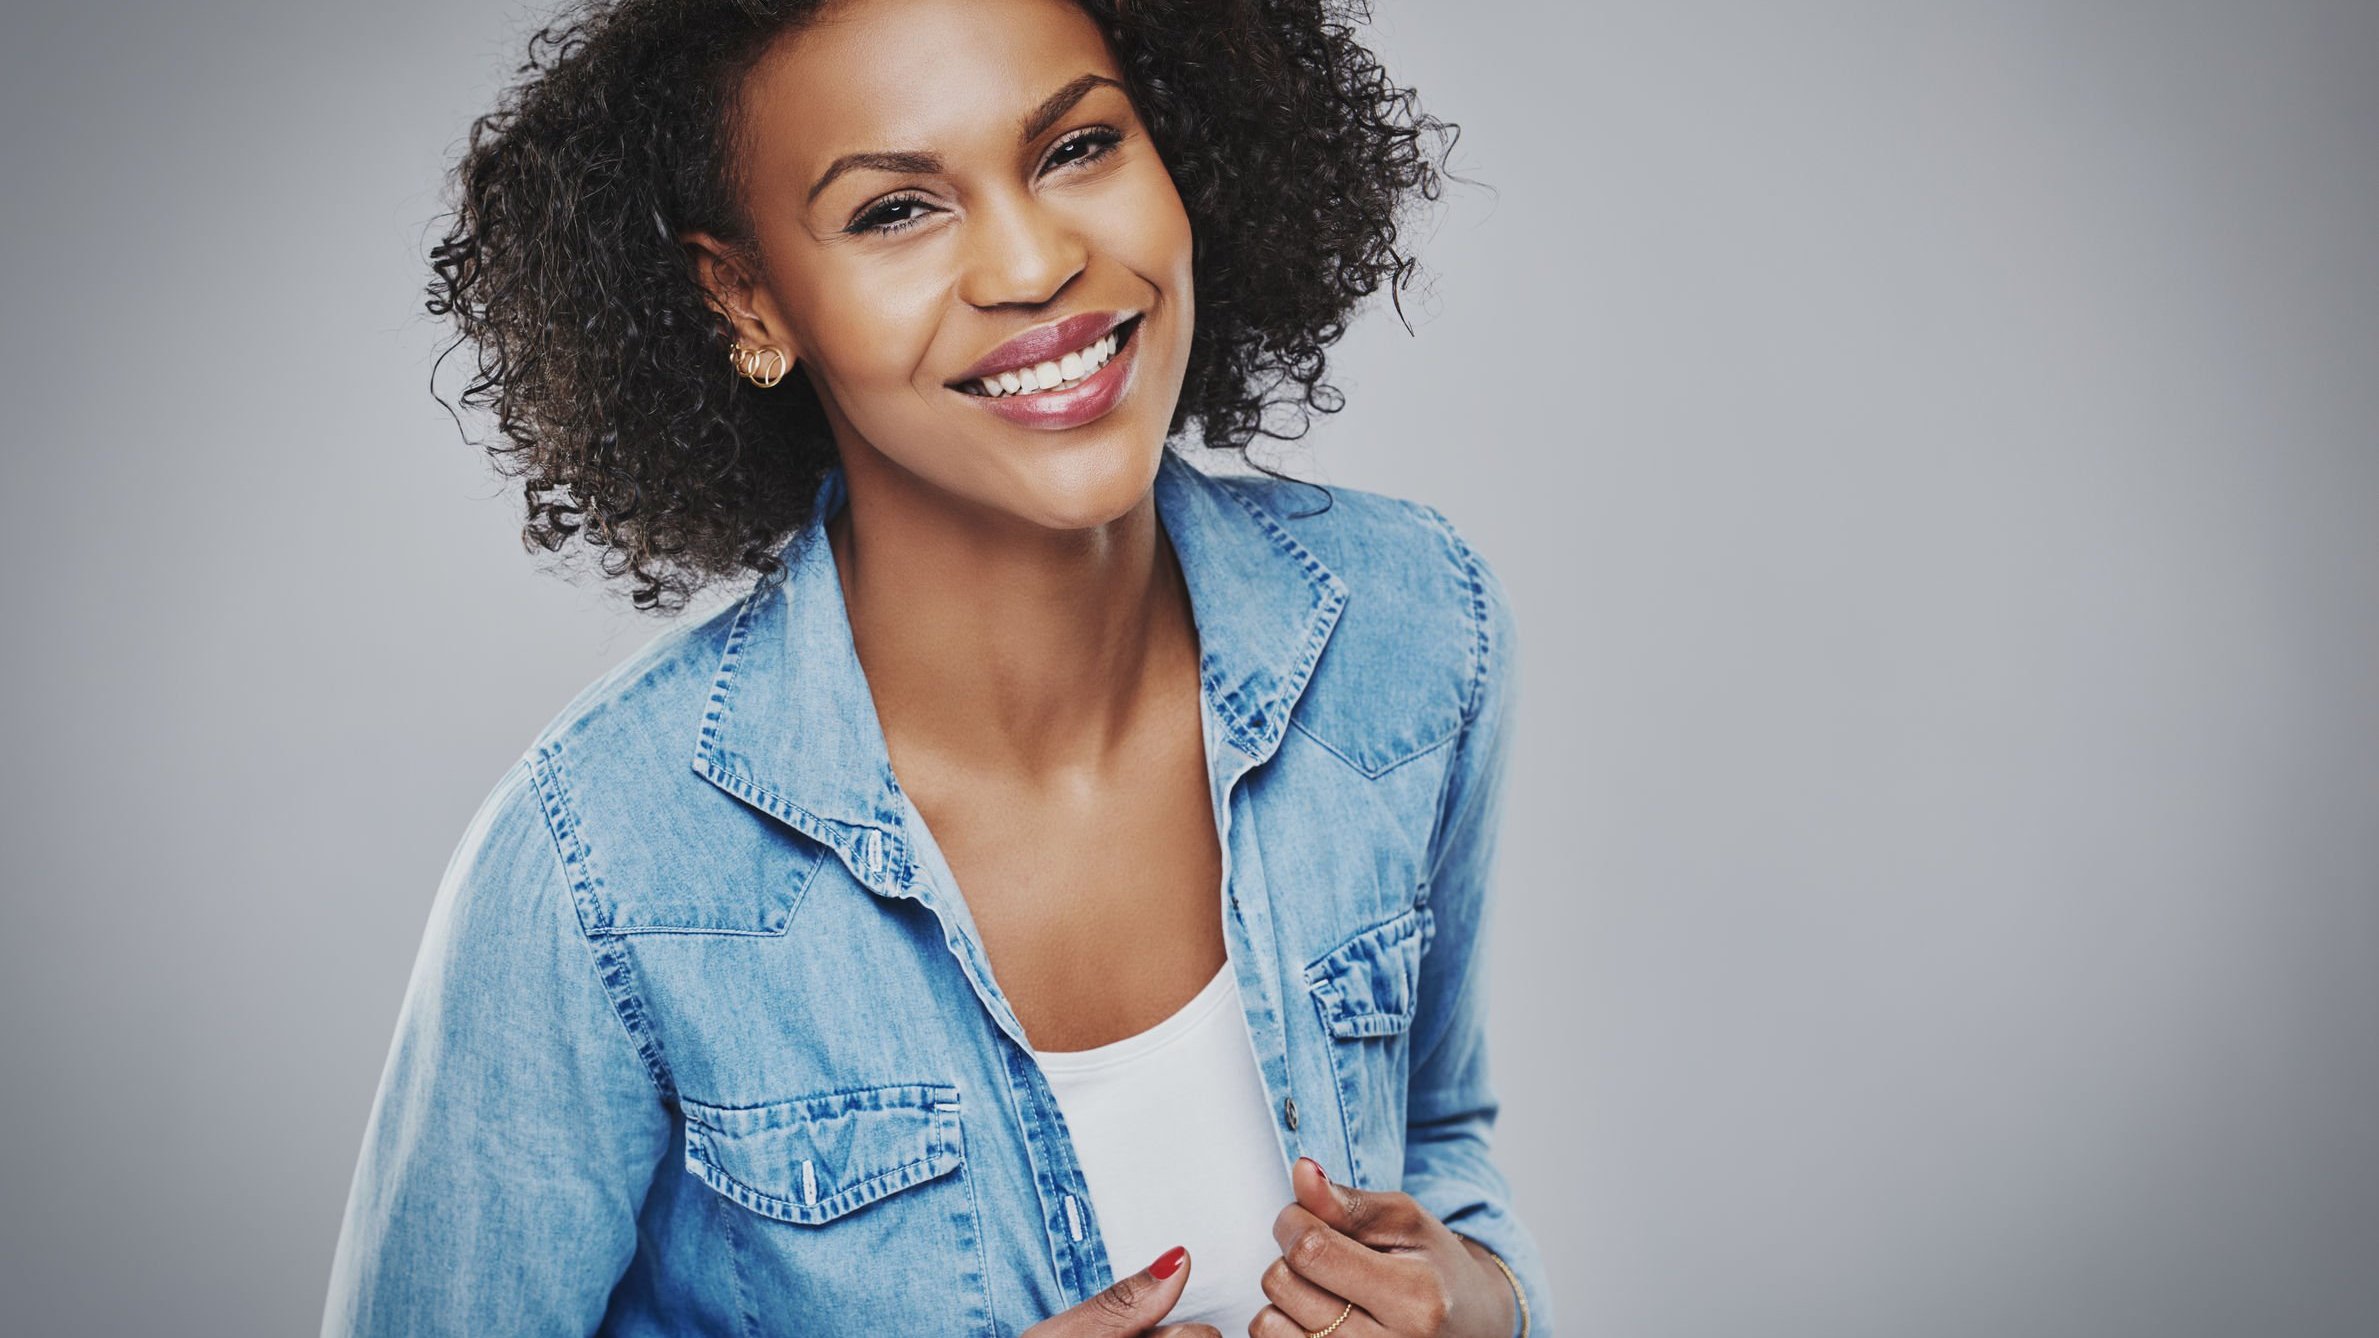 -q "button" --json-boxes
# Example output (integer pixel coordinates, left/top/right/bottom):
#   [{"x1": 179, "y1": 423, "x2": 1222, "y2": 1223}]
[{"x1": 1284, "y1": 1096, "x2": 1299, "y2": 1130}]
